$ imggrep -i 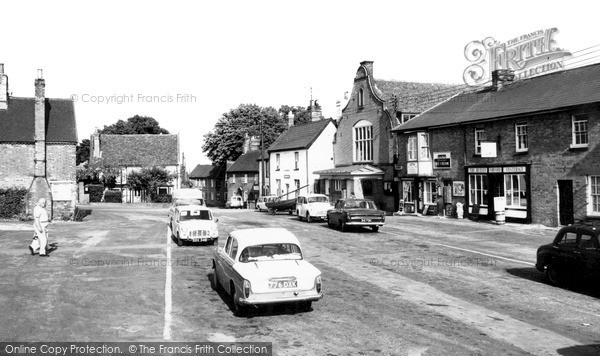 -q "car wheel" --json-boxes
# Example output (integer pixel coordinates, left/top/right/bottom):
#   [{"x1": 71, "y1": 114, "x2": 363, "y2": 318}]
[
  {"x1": 176, "y1": 233, "x2": 183, "y2": 247},
  {"x1": 340, "y1": 220, "x2": 347, "y2": 232},
  {"x1": 372, "y1": 226, "x2": 379, "y2": 232},
  {"x1": 327, "y1": 216, "x2": 334, "y2": 228},
  {"x1": 297, "y1": 211, "x2": 302, "y2": 221},
  {"x1": 306, "y1": 213, "x2": 312, "y2": 223},
  {"x1": 211, "y1": 266, "x2": 220, "y2": 291},
  {"x1": 231, "y1": 284, "x2": 247, "y2": 317},
  {"x1": 299, "y1": 301, "x2": 312, "y2": 312},
  {"x1": 545, "y1": 264, "x2": 561, "y2": 285}
]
